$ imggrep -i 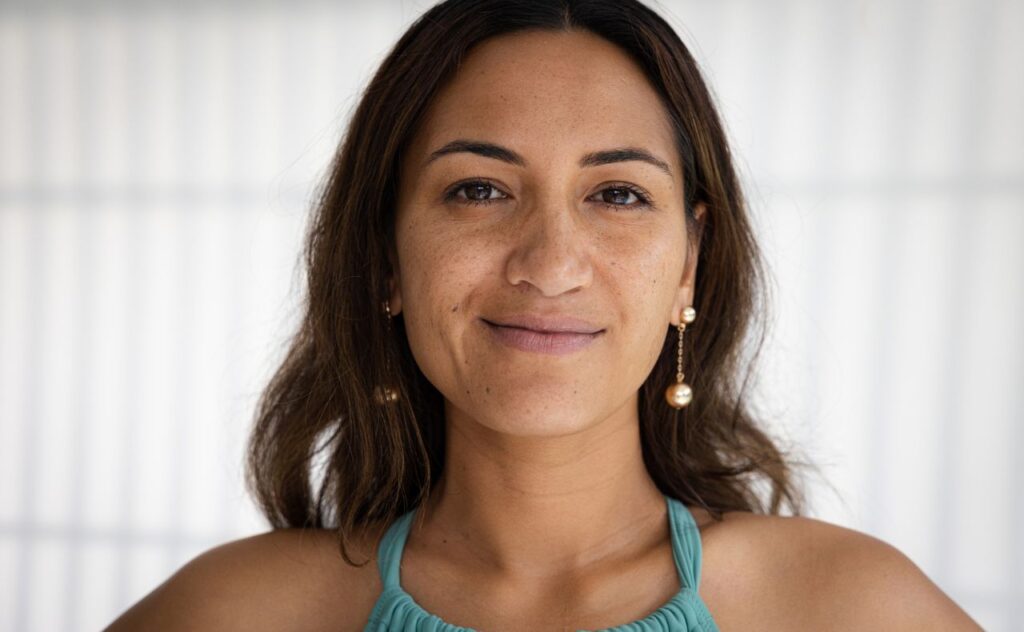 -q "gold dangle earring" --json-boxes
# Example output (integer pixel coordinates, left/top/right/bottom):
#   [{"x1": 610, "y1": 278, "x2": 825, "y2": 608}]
[
  {"x1": 664, "y1": 306, "x2": 696, "y2": 409},
  {"x1": 373, "y1": 299, "x2": 400, "y2": 405}
]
